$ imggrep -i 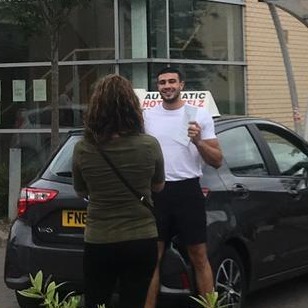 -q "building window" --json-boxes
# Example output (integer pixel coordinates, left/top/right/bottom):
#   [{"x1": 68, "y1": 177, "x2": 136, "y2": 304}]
[
  {"x1": 169, "y1": 0, "x2": 243, "y2": 61},
  {"x1": 149, "y1": 0, "x2": 168, "y2": 58},
  {"x1": 0, "y1": 0, "x2": 115, "y2": 63}
]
